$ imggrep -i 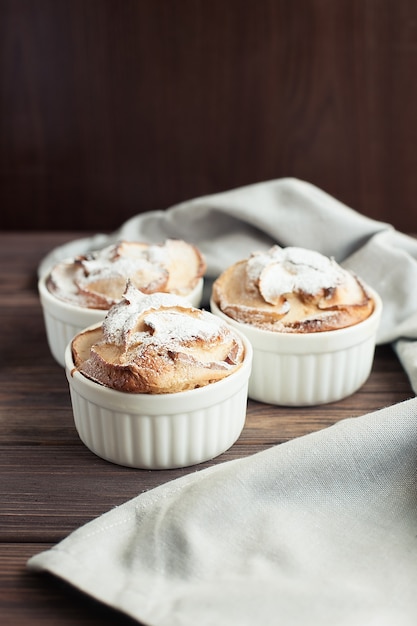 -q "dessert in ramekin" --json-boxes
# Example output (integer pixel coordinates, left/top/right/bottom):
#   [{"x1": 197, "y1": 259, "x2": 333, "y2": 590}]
[
  {"x1": 65, "y1": 286, "x2": 252, "y2": 469},
  {"x1": 39, "y1": 239, "x2": 206, "y2": 367},
  {"x1": 210, "y1": 245, "x2": 382, "y2": 406}
]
